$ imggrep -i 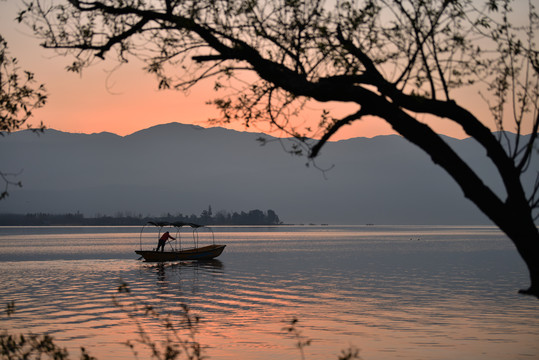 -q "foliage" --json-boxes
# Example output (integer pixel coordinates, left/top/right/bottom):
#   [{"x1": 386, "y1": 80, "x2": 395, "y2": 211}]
[
  {"x1": 17, "y1": 0, "x2": 539, "y2": 295},
  {"x1": 1, "y1": 301, "x2": 95, "y2": 360},
  {"x1": 2, "y1": 285, "x2": 359, "y2": 360},
  {"x1": 113, "y1": 281, "x2": 205, "y2": 360},
  {"x1": 0, "y1": 171, "x2": 22, "y2": 202},
  {"x1": 0, "y1": 283, "x2": 205, "y2": 360},
  {"x1": 283, "y1": 318, "x2": 361, "y2": 360},
  {"x1": 283, "y1": 318, "x2": 312, "y2": 360},
  {"x1": 0, "y1": 22, "x2": 47, "y2": 200},
  {"x1": 0, "y1": 34, "x2": 46, "y2": 134},
  {"x1": 0, "y1": 332, "x2": 69, "y2": 360}
]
